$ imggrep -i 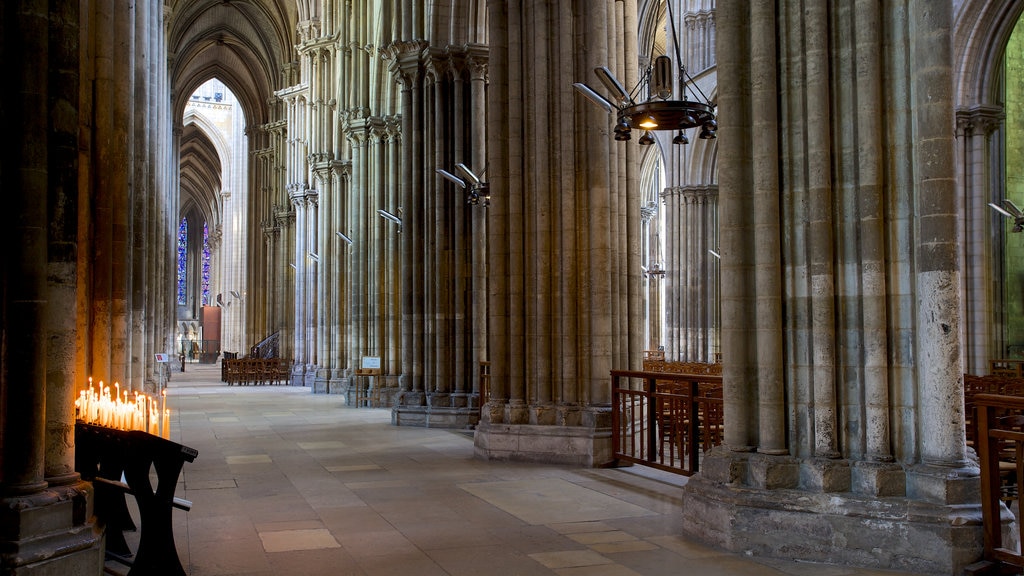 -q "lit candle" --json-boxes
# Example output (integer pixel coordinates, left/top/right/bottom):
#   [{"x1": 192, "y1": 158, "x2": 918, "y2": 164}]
[{"x1": 162, "y1": 409, "x2": 170, "y2": 440}]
